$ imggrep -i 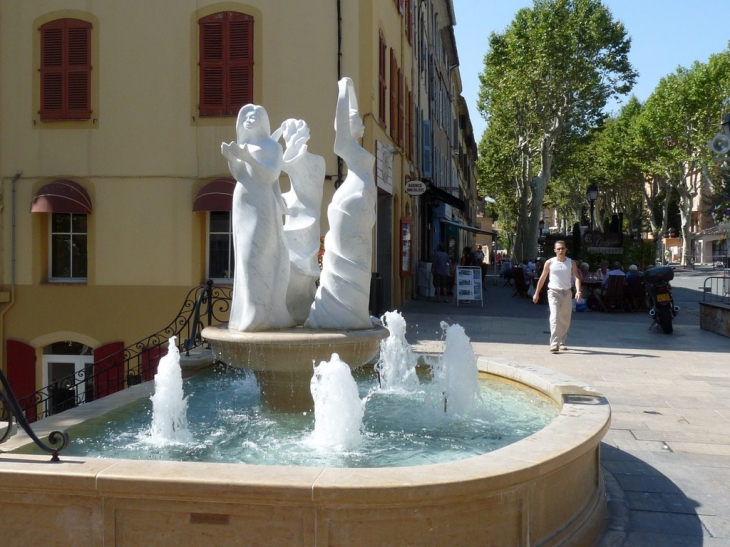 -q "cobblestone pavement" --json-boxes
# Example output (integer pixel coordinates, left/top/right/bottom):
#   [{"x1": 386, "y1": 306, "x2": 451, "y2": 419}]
[{"x1": 398, "y1": 266, "x2": 730, "y2": 546}]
